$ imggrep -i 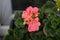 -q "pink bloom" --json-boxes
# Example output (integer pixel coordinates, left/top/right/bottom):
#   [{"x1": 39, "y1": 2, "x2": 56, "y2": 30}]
[
  {"x1": 27, "y1": 20, "x2": 41, "y2": 32},
  {"x1": 22, "y1": 6, "x2": 39, "y2": 21},
  {"x1": 22, "y1": 11, "x2": 32, "y2": 21},
  {"x1": 22, "y1": 6, "x2": 41, "y2": 32}
]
